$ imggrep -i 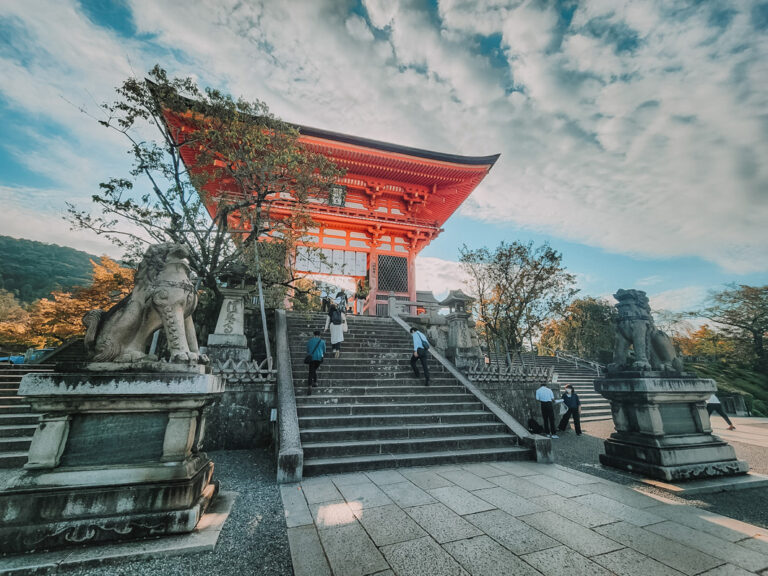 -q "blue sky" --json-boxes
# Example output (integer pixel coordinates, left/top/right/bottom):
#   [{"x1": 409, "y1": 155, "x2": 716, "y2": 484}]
[{"x1": 1, "y1": 0, "x2": 767, "y2": 315}]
